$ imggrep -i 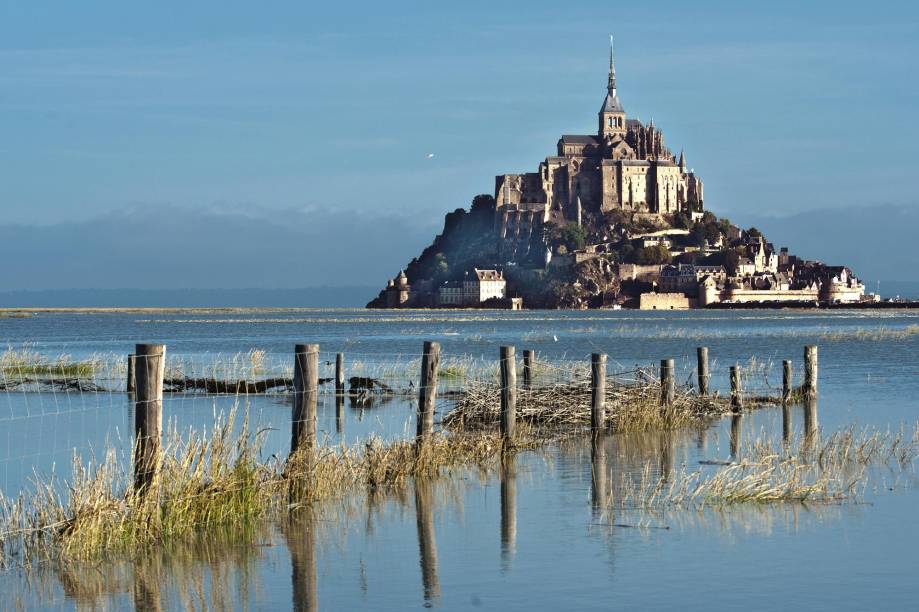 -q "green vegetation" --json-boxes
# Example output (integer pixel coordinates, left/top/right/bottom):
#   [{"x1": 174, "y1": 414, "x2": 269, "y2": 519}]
[
  {"x1": 637, "y1": 244, "x2": 672, "y2": 265},
  {"x1": 556, "y1": 222, "x2": 587, "y2": 251},
  {"x1": 0, "y1": 346, "x2": 97, "y2": 378}
]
